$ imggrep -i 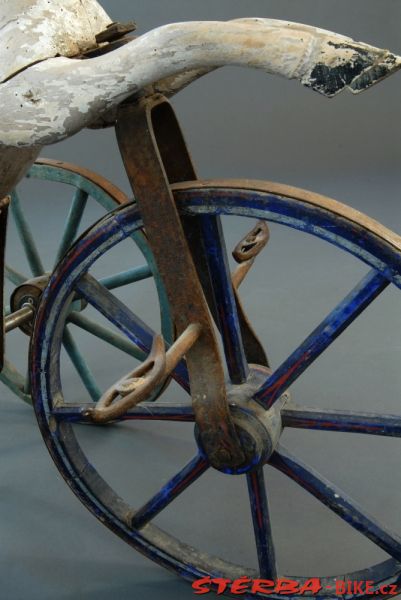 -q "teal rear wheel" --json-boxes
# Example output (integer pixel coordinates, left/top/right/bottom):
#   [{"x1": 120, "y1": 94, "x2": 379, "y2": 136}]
[{"x1": 3, "y1": 158, "x2": 172, "y2": 404}]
